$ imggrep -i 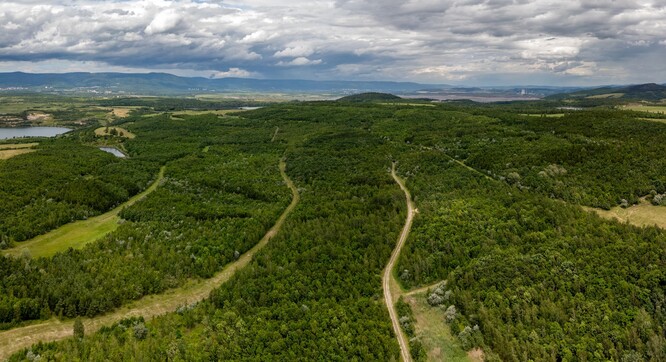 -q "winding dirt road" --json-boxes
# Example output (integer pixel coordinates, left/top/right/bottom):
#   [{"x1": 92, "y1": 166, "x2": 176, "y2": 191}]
[
  {"x1": 0, "y1": 160, "x2": 299, "y2": 361},
  {"x1": 384, "y1": 163, "x2": 416, "y2": 362}
]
